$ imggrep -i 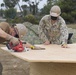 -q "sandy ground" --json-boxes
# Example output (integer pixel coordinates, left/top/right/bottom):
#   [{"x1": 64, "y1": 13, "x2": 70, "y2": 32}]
[{"x1": 0, "y1": 44, "x2": 30, "y2": 75}]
